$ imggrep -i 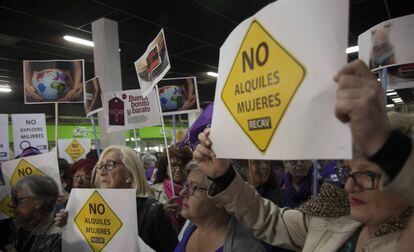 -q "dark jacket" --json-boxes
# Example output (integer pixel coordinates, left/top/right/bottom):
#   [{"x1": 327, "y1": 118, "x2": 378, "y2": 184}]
[{"x1": 137, "y1": 197, "x2": 178, "y2": 252}]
